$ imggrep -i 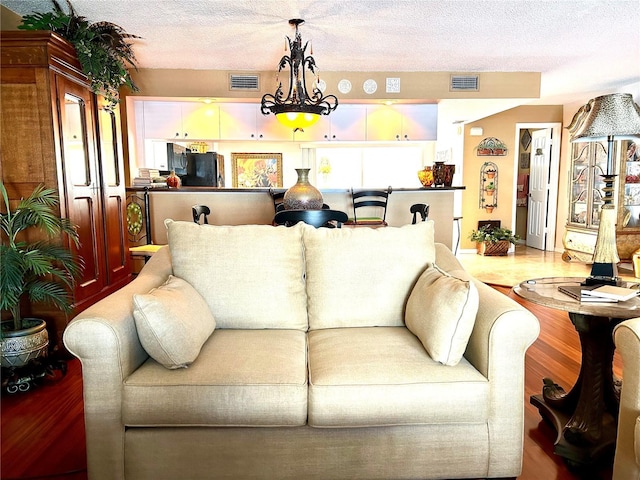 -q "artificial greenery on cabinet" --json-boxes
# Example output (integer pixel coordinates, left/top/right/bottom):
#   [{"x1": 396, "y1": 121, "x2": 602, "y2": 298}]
[{"x1": 18, "y1": 0, "x2": 140, "y2": 107}]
